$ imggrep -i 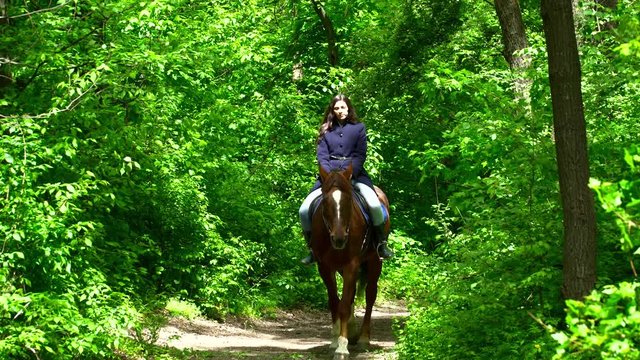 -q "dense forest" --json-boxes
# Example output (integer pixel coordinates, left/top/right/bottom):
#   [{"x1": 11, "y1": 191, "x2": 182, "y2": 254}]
[{"x1": 1, "y1": 0, "x2": 639, "y2": 359}]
